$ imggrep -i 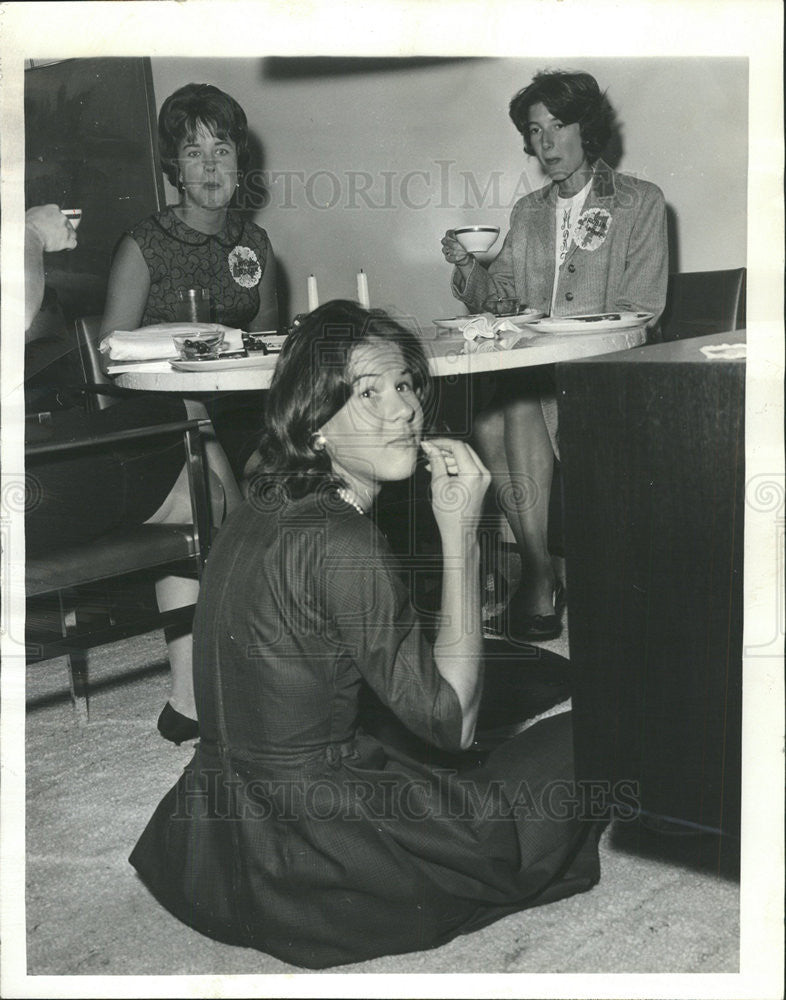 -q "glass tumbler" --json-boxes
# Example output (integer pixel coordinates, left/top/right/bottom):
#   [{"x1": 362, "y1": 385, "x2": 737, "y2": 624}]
[{"x1": 175, "y1": 288, "x2": 212, "y2": 323}]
